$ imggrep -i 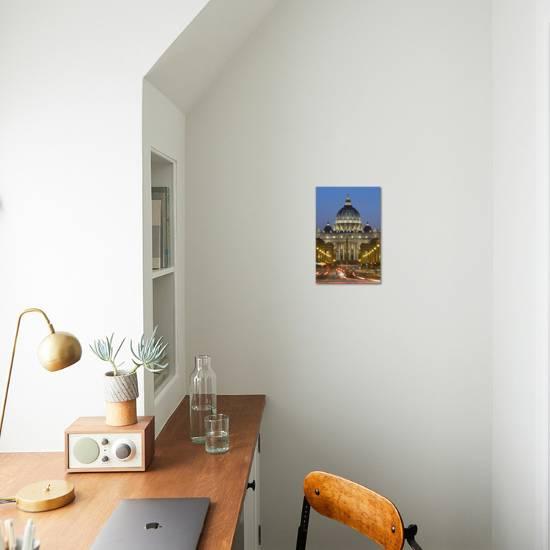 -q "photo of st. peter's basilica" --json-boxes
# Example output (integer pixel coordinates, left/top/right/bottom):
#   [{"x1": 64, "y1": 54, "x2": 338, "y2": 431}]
[{"x1": 316, "y1": 187, "x2": 381, "y2": 284}]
